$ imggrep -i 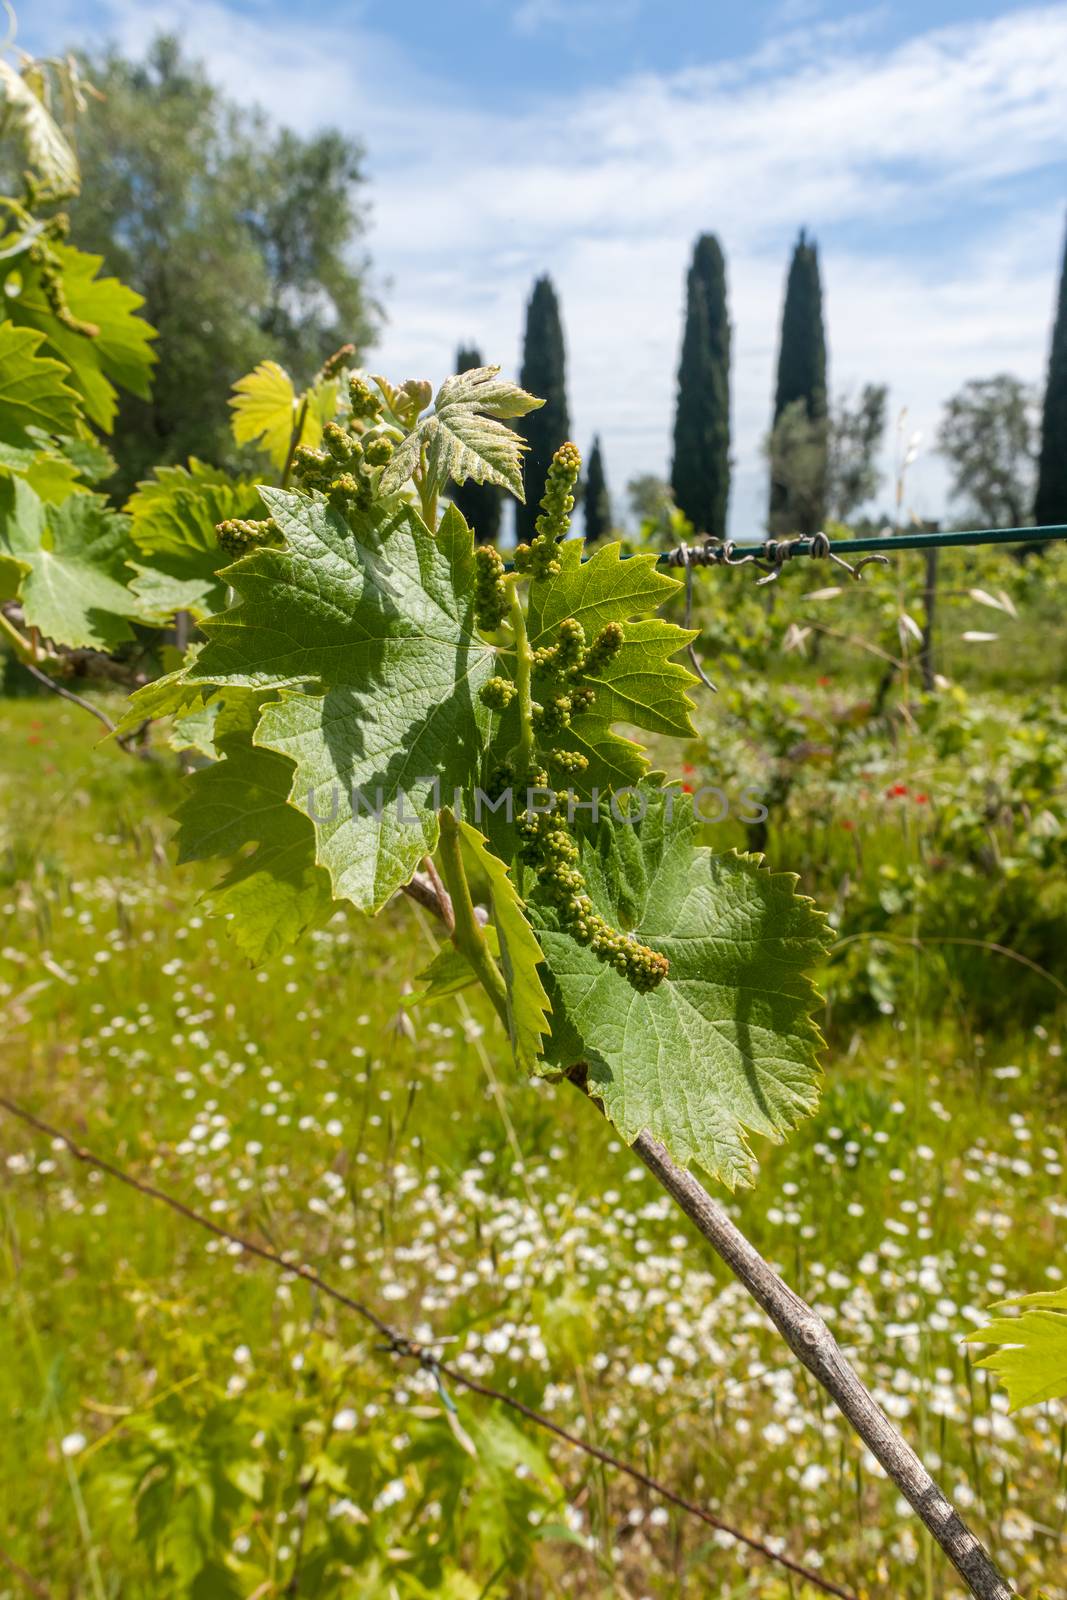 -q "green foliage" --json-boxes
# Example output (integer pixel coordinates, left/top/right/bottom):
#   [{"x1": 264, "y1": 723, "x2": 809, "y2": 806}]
[
  {"x1": 118, "y1": 358, "x2": 829, "y2": 1188},
  {"x1": 185, "y1": 491, "x2": 495, "y2": 912},
  {"x1": 827, "y1": 383, "x2": 887, "y2": 521},
  {"x1": 229, "y1": 358, "x2": 340, "y2": 471},
  {"x1": 120, "y1": 353, "x2": 837, "y2": 1184},
  {"x1": 412, "y1": 927, "x2": 501, "y2": 1002},
  {"x1": 966, "y1": 1288, "x2": 1067, "y2": 1410},
  {"x1": 4, "y1": 241, "x2": 157, "y2": 432},
  {"x1": 381, "y1": 364, "x2": 542, "y2": 503},
  {"x1": 529, "y1": 791, "x2": 831, "y2": 1186},
  {"x1": 126, "y1": 459, "x2": 265, "y2": 621},
  {"x1": 0, "y1": 102, "x2": 157, "y2": 614},
  {"x1": 65, "y1": 35, "x2": 376, "y2": 494},
  {"x1": 113, "y1": 658, "x2": 211, "y2": 738},
  {"x1": 582, "y1": 434, "x2": 612, "y2": 544},
  {"x1": 938, "y1": 374, "x2": 1039, "y2": 528},
  {"x1": 671, "y1": 233, "x2": 731, "y2": 540},
  {"x1": 0, "y1": 475, "x2": 147, "y2": 648},
  {"x1": 1035, "y1": 217, "x2": 1067, "y2": 526},
  {"x1": 0, "y1": 321, "x2": 81, "y2": 447},
  {"x1": 82, "y1": 1321, "x2": 567, "y2": 1598},
  {"x1": 770, "y1": 230, "x2": 827, "y2": 535},
  {"x1": 448, "y1": 345, "x2": 504, "y2": 544},
  {"x1": 173, "y1": 688, "x2": 335, "y2": 964},
  {"x1": 516, "y1": 276, "x2": 569, "y2": 541},
  {"x1": 457, "y1": 819, "x2": 551, "y2": 1073},
  {"x1": 765, "y1": 400, "x2": 829, "y2": 541},
  {"x1": 524, "y1": 540, "x2": 696, "y2": 791}
]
